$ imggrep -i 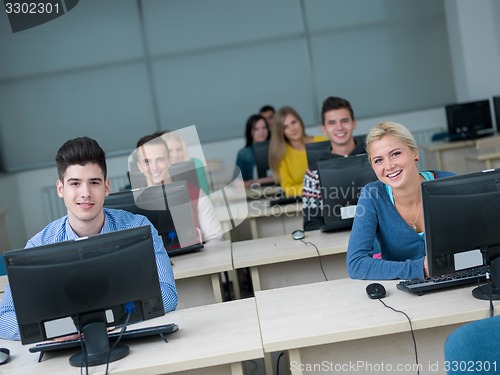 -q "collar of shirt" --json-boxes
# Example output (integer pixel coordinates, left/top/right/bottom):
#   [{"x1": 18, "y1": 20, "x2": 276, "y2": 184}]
[{"x1": 63, "y1": 213, "x2": 109, "y2": 240}]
